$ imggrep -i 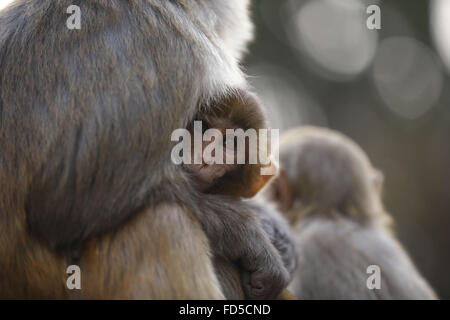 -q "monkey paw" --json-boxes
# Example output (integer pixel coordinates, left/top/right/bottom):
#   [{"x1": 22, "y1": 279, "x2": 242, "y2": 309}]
[
  {"x1": 255, "y1": 211, "x2": 297, "y2": 279},
  {"x1": 241, "y1": 259, "x2": 290, "y2": 300}
]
